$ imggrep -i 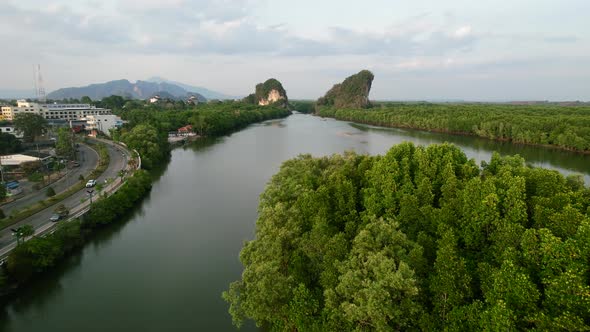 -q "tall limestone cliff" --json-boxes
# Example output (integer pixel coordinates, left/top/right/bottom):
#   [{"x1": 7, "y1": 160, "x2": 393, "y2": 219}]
[
  {"x1": 317, "y1": 70, "x2": 374, "y2": 109},
  {"x1": 243, "y1": 78, "x2": 288, "y2": 107}
]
